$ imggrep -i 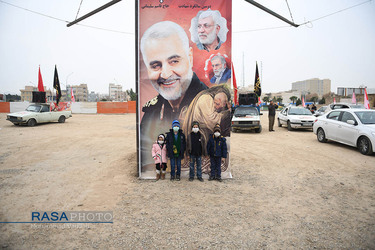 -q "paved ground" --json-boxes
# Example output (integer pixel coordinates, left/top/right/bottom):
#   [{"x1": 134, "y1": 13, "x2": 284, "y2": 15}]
[{"x1": 0, "y1": 113, "x2": 374, "y2": 249}]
